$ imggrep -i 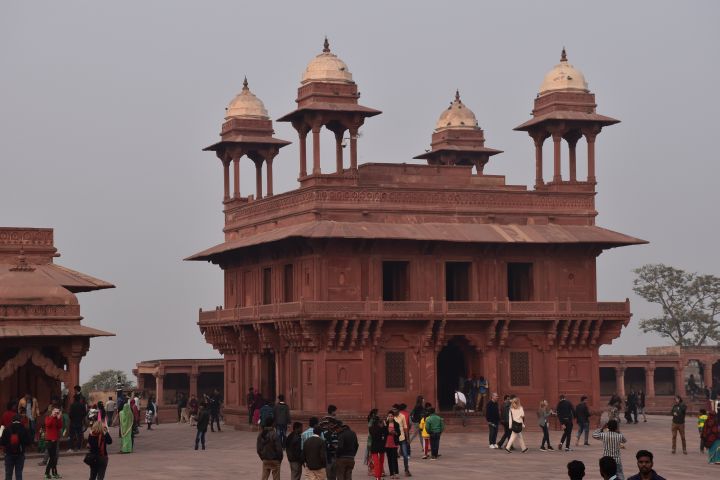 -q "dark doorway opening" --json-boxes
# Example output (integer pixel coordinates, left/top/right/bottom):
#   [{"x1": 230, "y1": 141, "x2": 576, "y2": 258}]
[
  {"x1": 624, "y1": 367, "x2": 646, "y2": 394},
  {"x1": 507, "y1": 262, "x2": 533, "y2": 301},
  {"x1": 383, "y1": 261, "x2": 409, "y2": 301},
  {"x1": 446, "y1": 262, "x2": 471, "y2": 301},
  {"x1": 262, "y1": 267, "x2": 272, "y2": 305},
  {"x1": 261, "y1": 351, "x2": 277, "y2": 401},
  {"x1": 599, "y1": 367, "x2": 615, "y2": 396},
  {"x1": 198, "y1": 372, "x2": 224, "y2": 399},
  {"x1": 283, "y1": 264, "x2": 294, "y2": 302},
  {"x1": 437, "y1": 339, "x2": 466, "y2": 410}
]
